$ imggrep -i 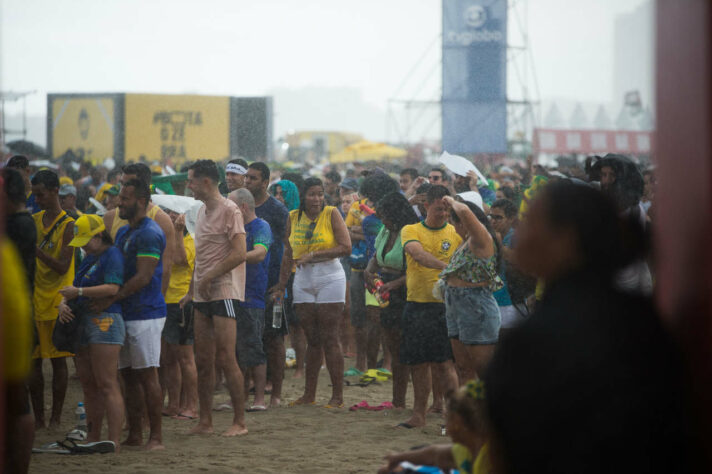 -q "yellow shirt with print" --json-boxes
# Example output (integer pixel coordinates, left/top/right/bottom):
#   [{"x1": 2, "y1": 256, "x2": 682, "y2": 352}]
[
  {"x1": 165, "y1": 233, "x2": 195, "y2": 304},
  {"x1": 401, "y1": 221, "x2": 461, "y2": 303},
  {"x1": 33, "y1": 210, "x2": 75, "y2": 322},
  {"x1": 288, "y1": 206, "x2": 337, "y2": 260},
  {"x1": 1, "y1": 240, "x2": 33, "y2": 382}
]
